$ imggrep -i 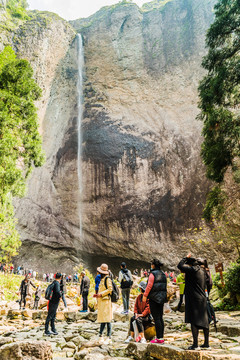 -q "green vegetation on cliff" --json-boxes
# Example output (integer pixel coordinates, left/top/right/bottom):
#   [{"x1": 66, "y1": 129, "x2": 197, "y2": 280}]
[
  {"x1": 198, "y1": 0, "x2": 240, "y2": 256},
  {"x1": 6, "y1": 0, "x2": 29, "y2": 20},
  {"x1": 198, "y1": 0, "x2": 240, "y2": 183},
  {"x1": 0, "y1": 46, "x2": 44, "y2": 263}
]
